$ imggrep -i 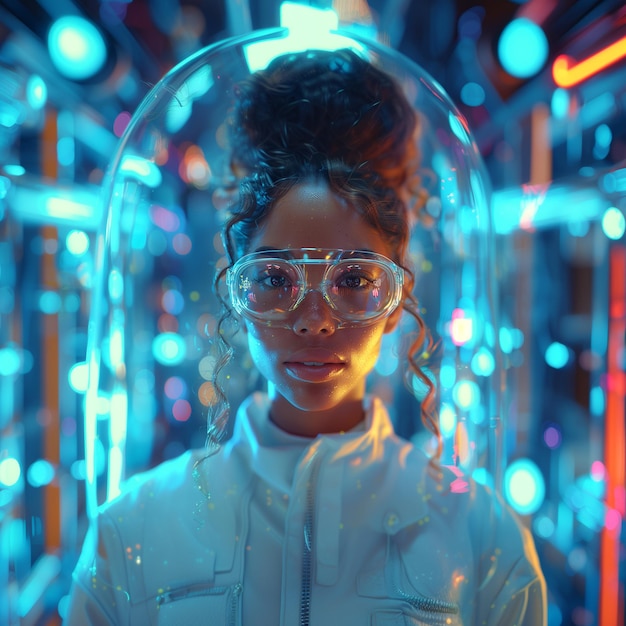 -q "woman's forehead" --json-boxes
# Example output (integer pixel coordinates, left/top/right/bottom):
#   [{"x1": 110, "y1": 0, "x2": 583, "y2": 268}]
[{"x1": 248, "y1": 181, "x2": 393, "y2": 256}]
